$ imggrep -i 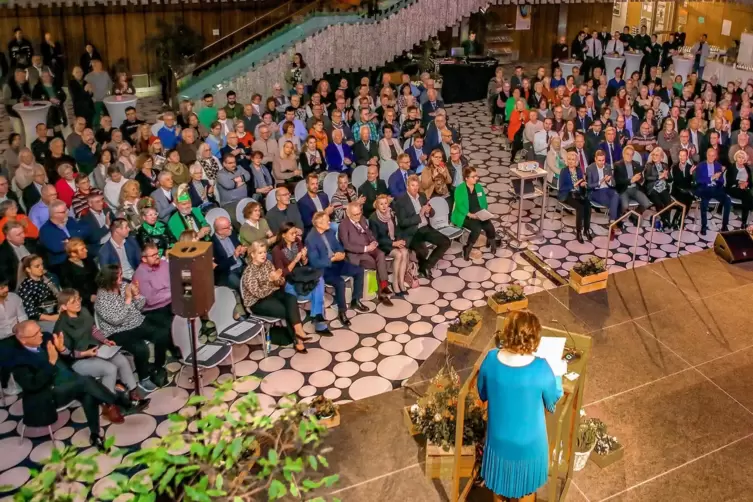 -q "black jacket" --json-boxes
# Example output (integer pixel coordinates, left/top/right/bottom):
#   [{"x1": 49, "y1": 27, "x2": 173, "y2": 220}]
[
  {"x1": 59, "y1": 257, "x2": 99, "y2": 311},
  {"x1": 359, "y1": 179, "x2": 389, "y2": 219},
  {"x1": 299, "y1": 149, "x2": 328, "y2": 176},
  {"x1": 368, "y1": 211, "x2": 398, "y2": 255},
  {"x1": 725, "y1": 165, "x2": 753, "y2": 191},
  {"x1": 22, "y1": 183, "x2": 42, "y2": 212},
  {"x1": 31, "y1": 82, "x2": 68, "y2": 128},
  {"x1": 393, "y1": 192, "x2": 434, "y2": 245},
  {"x1": 353, "y1": 140, "x2": 379, "y2": 166},
  {"x1": 0, "y1": 238, "x2": 37, "y2": 290},
  {"x1": 613, "y1": 160, "x2": 646, "y2": 194},
  {"x1": 3, "y1": 79, "x2": 32, "y2": 116},
  {"x1": 68, "y1": 78, "x2": 95, "y2": 127}
]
